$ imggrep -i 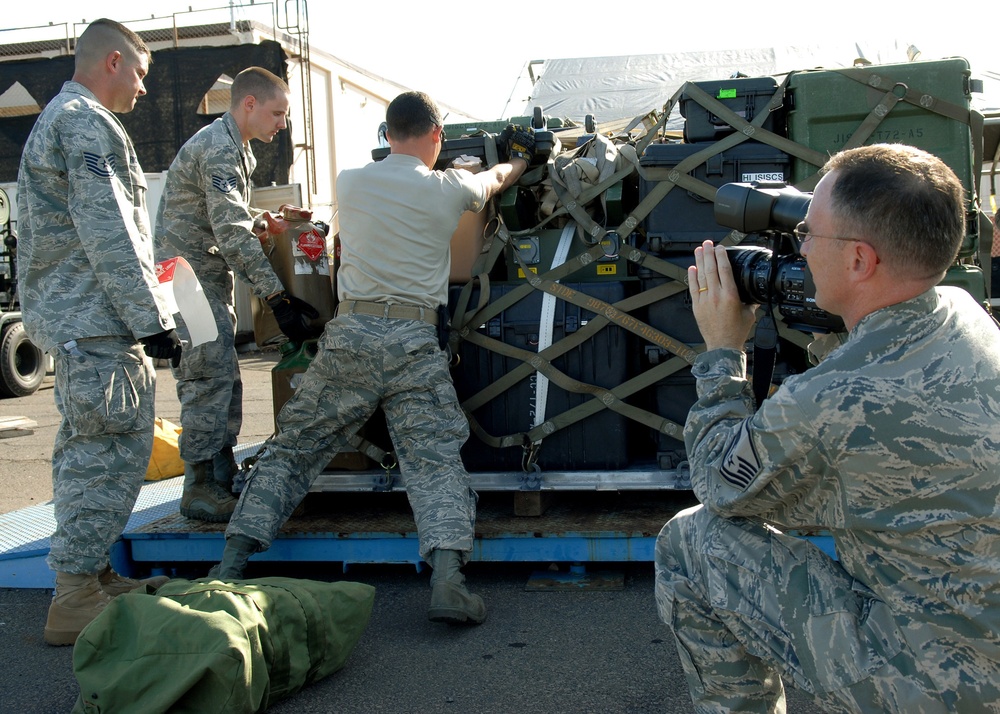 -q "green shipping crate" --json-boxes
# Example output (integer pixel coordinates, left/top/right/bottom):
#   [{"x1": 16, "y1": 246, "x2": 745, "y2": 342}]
[{"x1": 787, "y1": 58, "x2": 979, "y2": 256}]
